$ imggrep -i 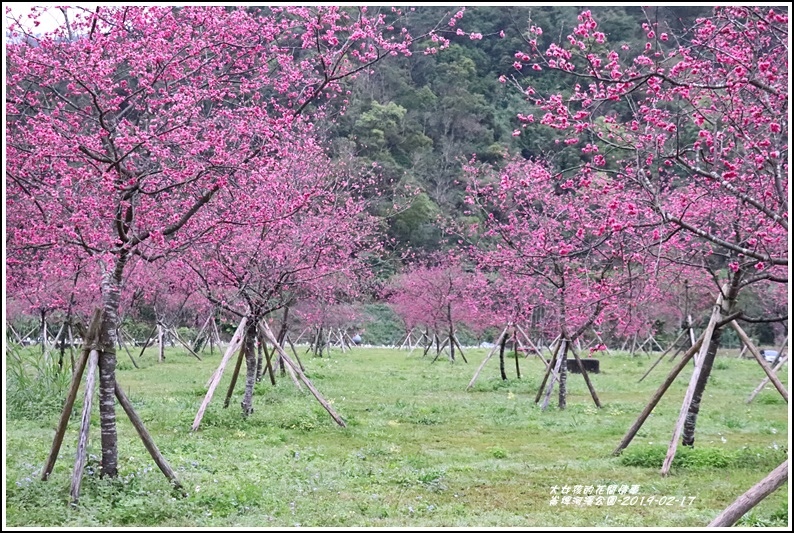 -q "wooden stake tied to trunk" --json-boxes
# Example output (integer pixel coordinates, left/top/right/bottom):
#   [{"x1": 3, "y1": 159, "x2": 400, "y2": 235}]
[
  {"x1": 193, "y1": 317, "x2": 248, "y2": 431},
  {"x1": 259, "y1": 321, "x2": 346, "y2": 428},
  {"x1": 69, "y1": 349, "x2": 99, "y2": 504},
  {"x1": 466, "y1": 326, "x2": 509, "y2": 390},
  {"x1": 661, "y1": 289, "x2": 724, "y2": 476}
]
